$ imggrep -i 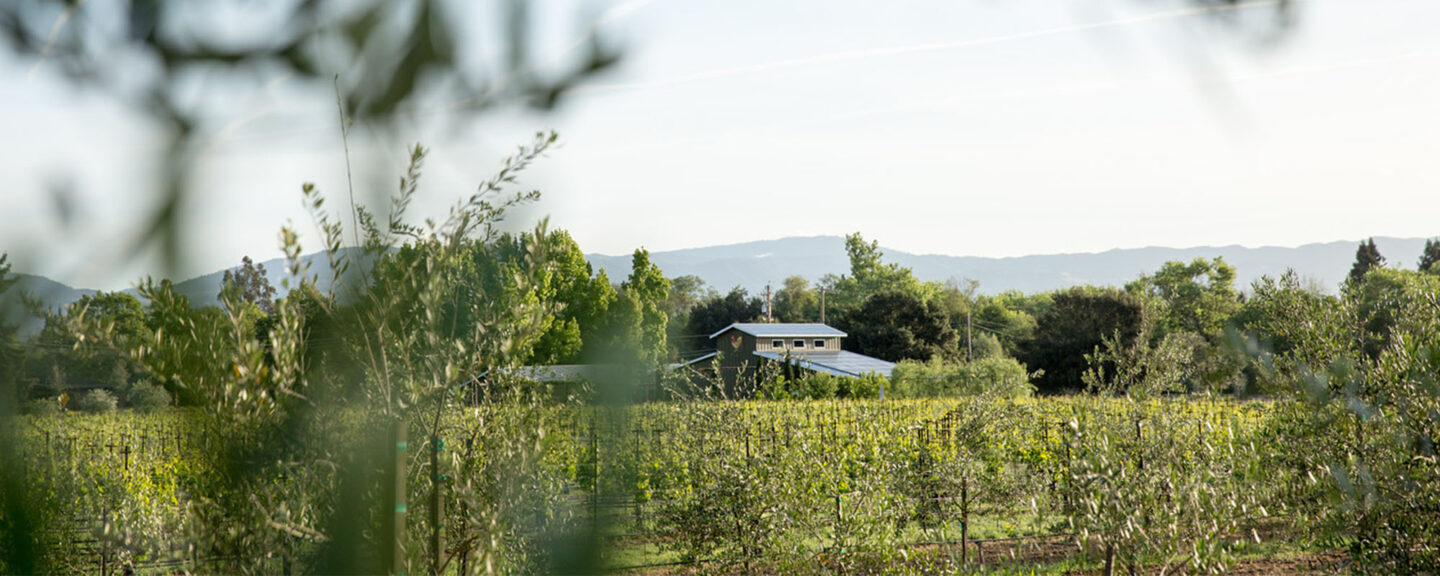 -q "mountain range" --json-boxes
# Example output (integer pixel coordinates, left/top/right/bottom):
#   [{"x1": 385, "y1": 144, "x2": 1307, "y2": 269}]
[
  {"x1": 6, "y1": 236, "x2": 1432, "y2": 337},
  {"x1": 586, "y1": 236, "x2": 1433, "y2": 296}
]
